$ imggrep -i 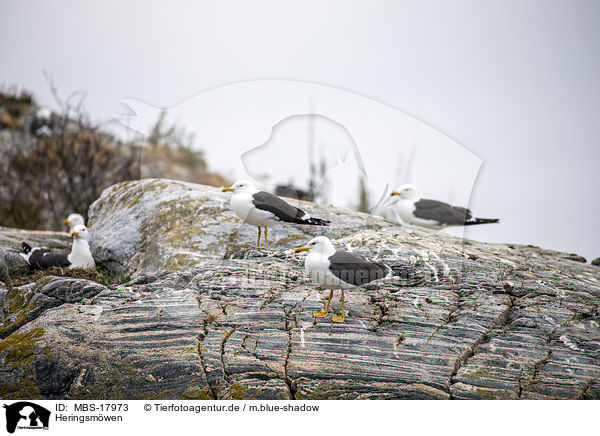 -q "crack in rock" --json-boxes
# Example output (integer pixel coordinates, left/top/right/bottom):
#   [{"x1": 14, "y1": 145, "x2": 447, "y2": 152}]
[{"x1": 448, "y1": 296, "x2": 516, "y2": 397}]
